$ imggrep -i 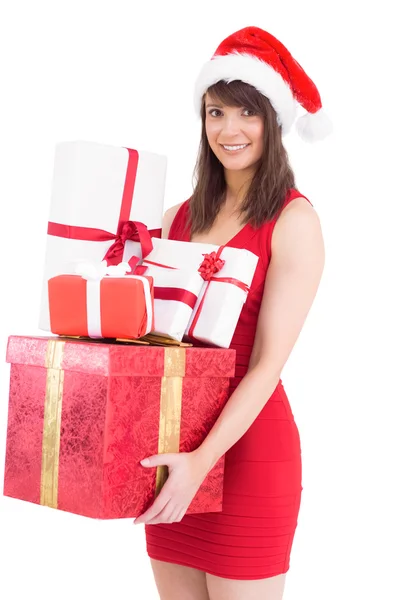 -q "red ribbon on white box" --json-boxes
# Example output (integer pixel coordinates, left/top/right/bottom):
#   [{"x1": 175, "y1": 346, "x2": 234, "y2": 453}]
[
  {"x1": 187, "y1": 247, "x2": 250, "y2": 339},
  {"x1": 47, "y1": 149, "x2": 161, "y2": 268},
  {"x1": 76, "y1": 261, "x2": 153, "y2": 338},
  {"x1": 141, "y1": 259, "x2": 199, "y2": 308},
  {"x1": 141, "y1": 250, "x2": 250, "y2": 331}
]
